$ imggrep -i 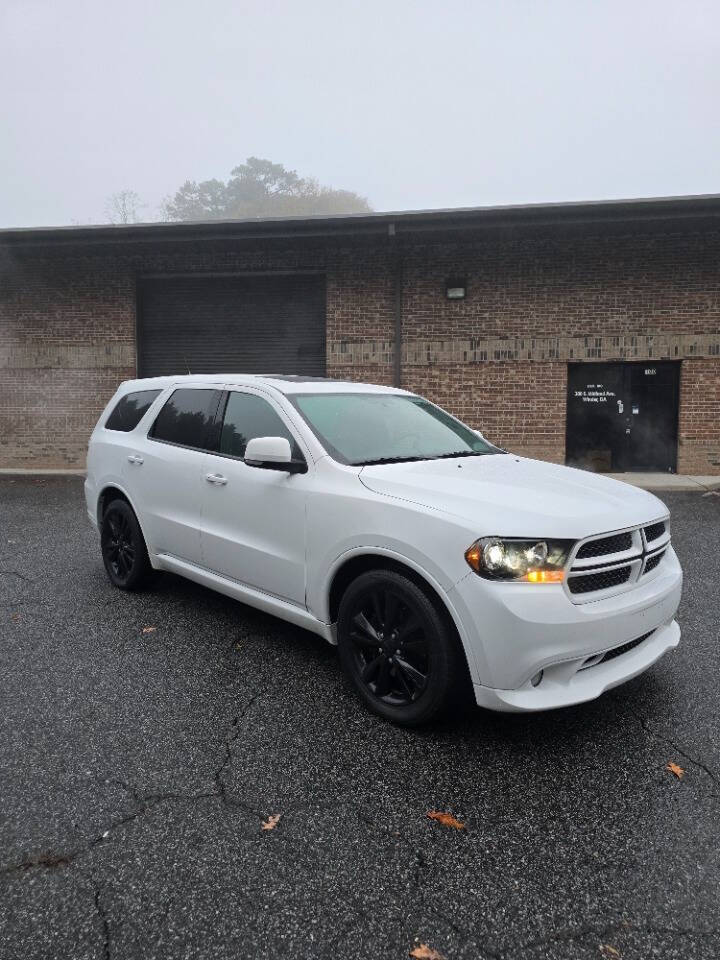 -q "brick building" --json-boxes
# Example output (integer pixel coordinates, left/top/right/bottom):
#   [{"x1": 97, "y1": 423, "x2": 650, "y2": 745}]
[{"x1": 1, "y1": 195, "x2": 719, "y2": 473}]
